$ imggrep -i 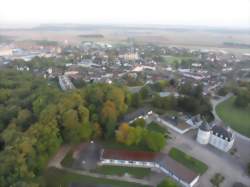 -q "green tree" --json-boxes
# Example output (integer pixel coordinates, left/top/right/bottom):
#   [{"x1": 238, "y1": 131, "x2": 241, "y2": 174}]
[
  {"x1": 131, "y1": 93, "x2": 142, "y2": 108},
  {"x1": 144, "y1": 131, "x2": 166, "y2": 152},
  {"x1": 101, "y1": 100, "x2": 118, "y2": 138},
  {"x1": 157, "y1": 178, "x2": 178, "y2": 187}
]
